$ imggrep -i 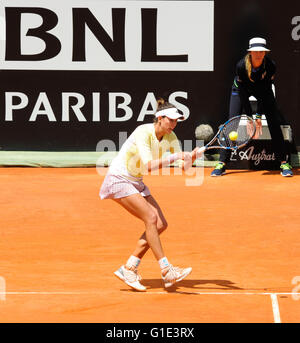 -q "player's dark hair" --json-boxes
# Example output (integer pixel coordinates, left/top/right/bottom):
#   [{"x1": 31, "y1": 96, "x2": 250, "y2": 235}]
[{"x1": 153, "y1": 98, "x2": 176, "y2": 122}]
